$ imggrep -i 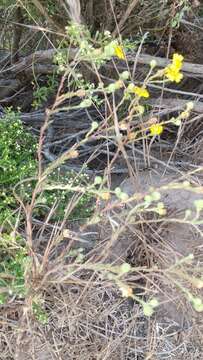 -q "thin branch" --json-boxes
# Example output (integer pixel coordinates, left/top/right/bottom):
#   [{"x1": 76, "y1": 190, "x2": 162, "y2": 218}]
[{"x1": 113, "y1": 0, "x2": 140, "y2": 36}]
